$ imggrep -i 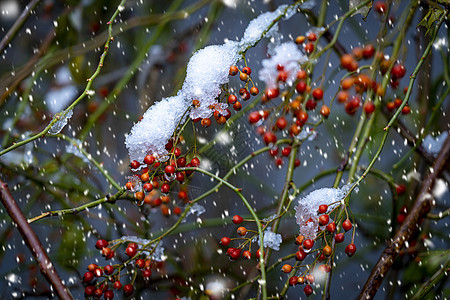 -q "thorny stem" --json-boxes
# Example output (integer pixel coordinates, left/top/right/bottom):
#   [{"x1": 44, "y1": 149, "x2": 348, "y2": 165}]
[
  {"x1": 0, "y1": 0, "x2": 128, "y2": 157},
  {"x1": 0, "y1": 179, "x2": 74, "y2": 299},
  {"x1": 358, "y1": 134, "x2": 450, "y2": 299}
]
